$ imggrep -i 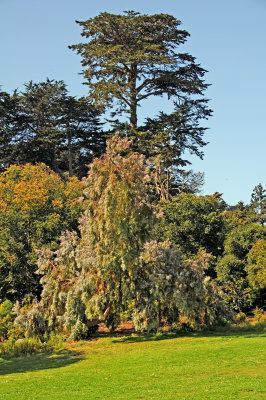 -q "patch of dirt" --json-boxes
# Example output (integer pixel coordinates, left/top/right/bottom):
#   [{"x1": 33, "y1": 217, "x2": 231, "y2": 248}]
[{"x1": 97, "y1": 321, "x2": 135, "y2": 337}]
